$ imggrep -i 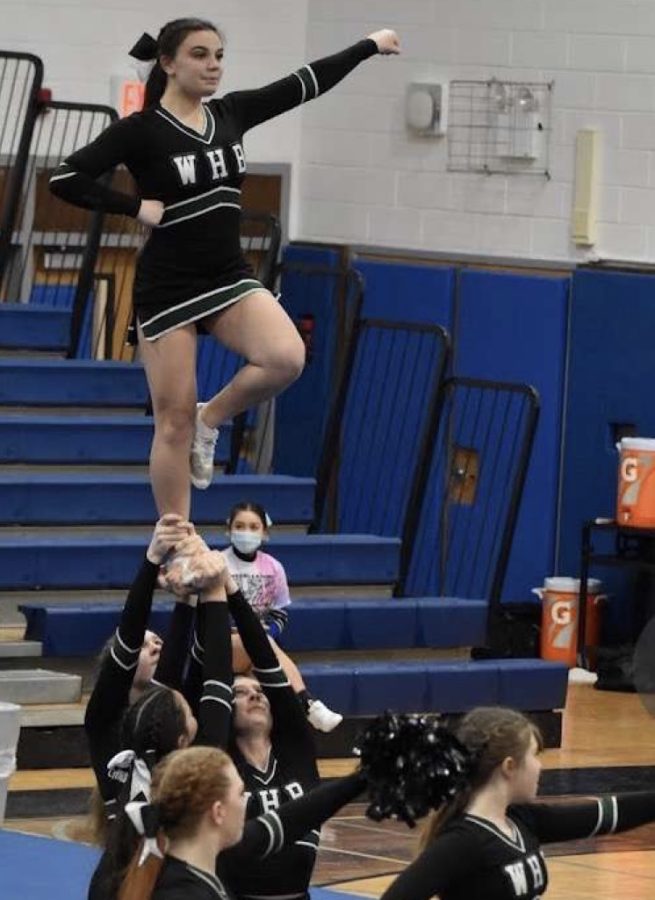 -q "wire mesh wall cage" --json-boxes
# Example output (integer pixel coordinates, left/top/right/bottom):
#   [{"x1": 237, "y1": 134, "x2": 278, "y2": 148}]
[{"x1": 447, "y1": 79, "x2": 553, "y2": 177}]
